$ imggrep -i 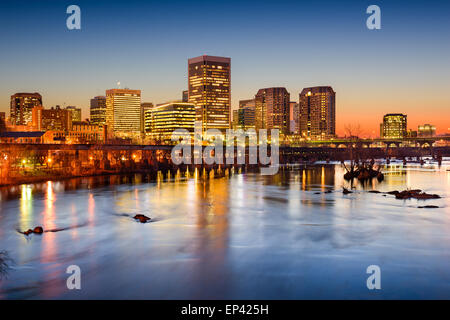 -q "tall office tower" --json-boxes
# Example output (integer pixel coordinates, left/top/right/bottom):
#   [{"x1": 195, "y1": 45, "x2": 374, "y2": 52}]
[
  {"x1": 141, "y1": 102, "x2": 154, "y2": 133},
  {"x1": 147, "y1": 102, "x2": 196, "y2": 143},
  {"x1": 10, "y1": 92, "x2": 42, "y2": 125},
  {"x1": 238, "y1": 99, "x2": 256, "y2": 130},
  {"x1": 289, "y1": 102, "x2": 299, "y2": 134},
  {"x1": 232, "y1": 109, "x2": 239, "y2": 129},
  {"x1": 188, "y1": 55, "x2": 231, "y2": 133},
  {"x1": 105, "y1": 89, "x2": 141, "y2": 136},
  {"x1": 254, "y1": 87, "x2": 290, "y2": 134},
  {"x1": 380, "y1": 113, "x2": 407, "y2": 139},
  {"x1": 299, "y1": 86, "x2": 336, "y2": 140},
  {"x1": 182, "y1": 90, "x2": 189, "y2": 103},
  {"x1": 90, "y1": 96, "x2": 107, "y2": 127},
  {"x1": 66, "y1": 106, "x2": 82, "y2": 122}
]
